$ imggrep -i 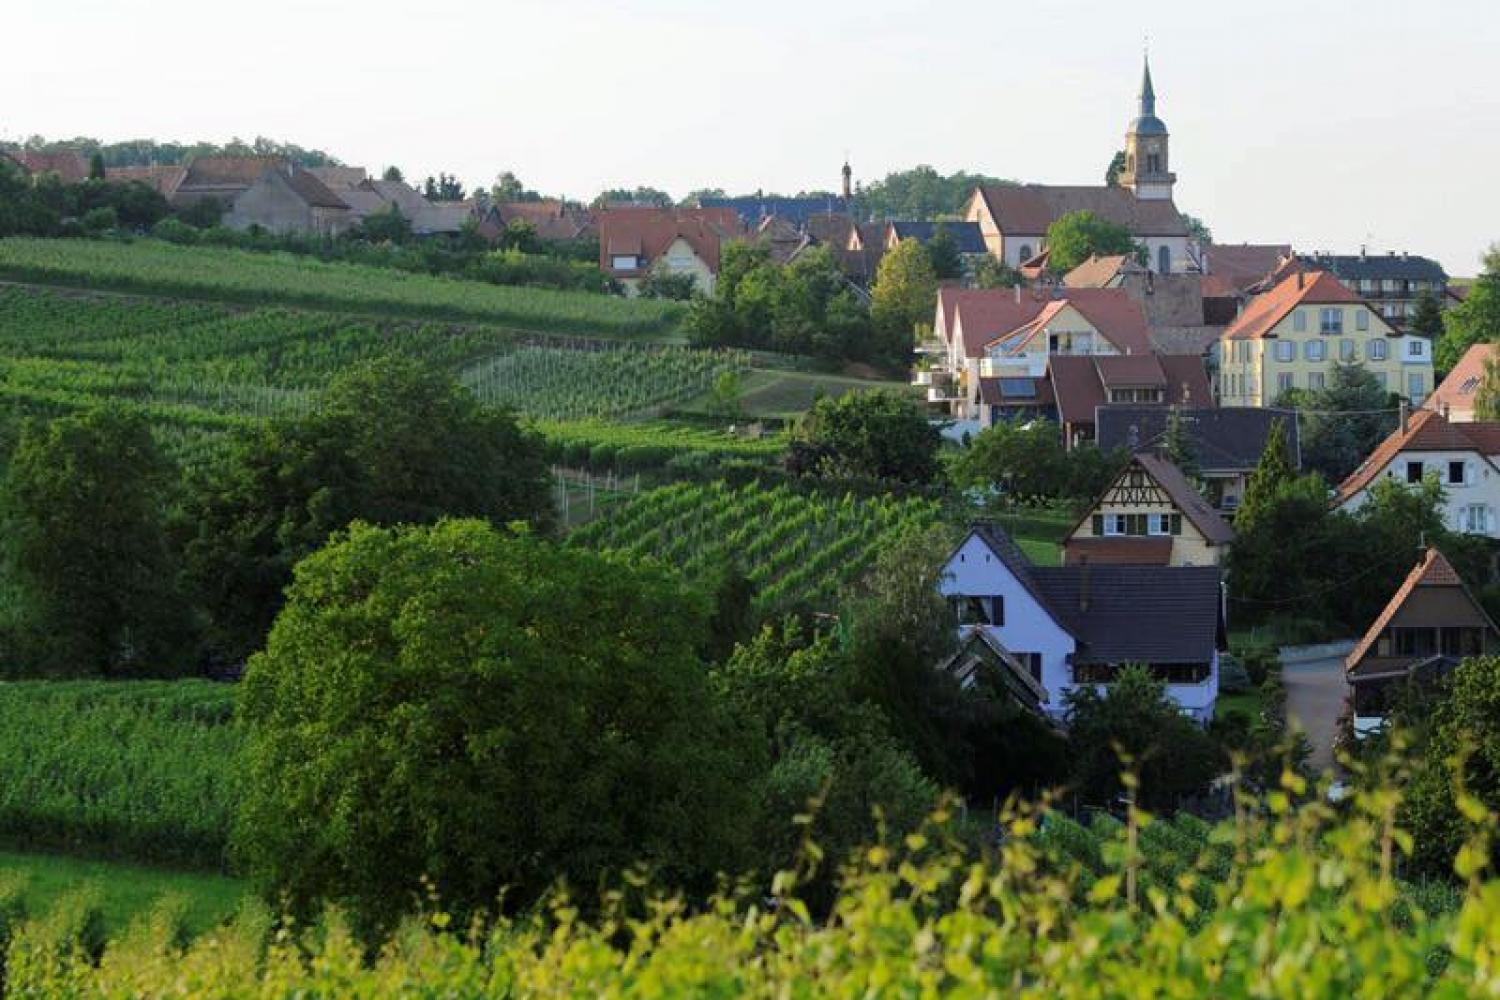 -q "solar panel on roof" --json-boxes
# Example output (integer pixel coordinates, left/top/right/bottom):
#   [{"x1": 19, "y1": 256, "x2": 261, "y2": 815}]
[{"x1": 1000, "y1": 378, "x2": 1036, "y2": 398}]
